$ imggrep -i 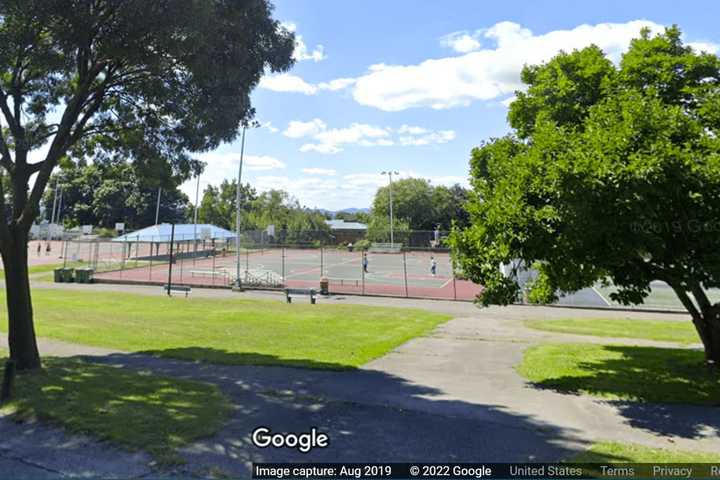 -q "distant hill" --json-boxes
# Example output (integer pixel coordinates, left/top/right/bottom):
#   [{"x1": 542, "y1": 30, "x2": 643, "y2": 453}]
[{"x1": 314, "y1": 207, "x2": 370, "y2": 217}]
